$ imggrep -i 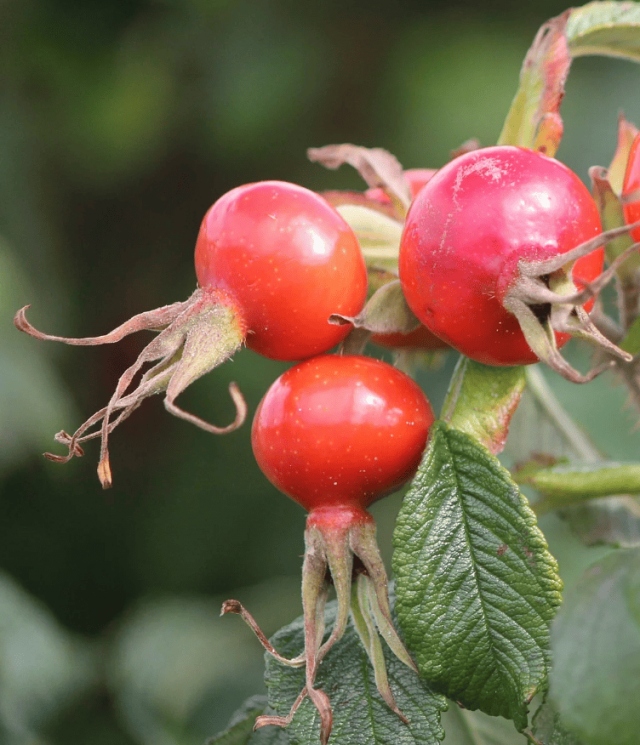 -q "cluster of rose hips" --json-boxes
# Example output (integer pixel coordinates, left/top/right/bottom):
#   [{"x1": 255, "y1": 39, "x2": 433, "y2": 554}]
[{"x1": 15, "y1": 140, "x2": 640, "y2": 743}]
